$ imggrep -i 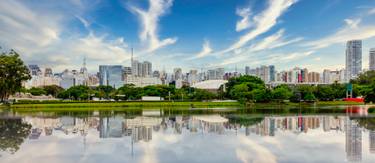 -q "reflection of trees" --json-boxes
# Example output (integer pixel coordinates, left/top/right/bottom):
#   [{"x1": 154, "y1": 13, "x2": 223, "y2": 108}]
[
  {"x1": 0, "y1": 119, "x2": 31, "y2": 154},
  {"x1": 354, "y1": 118, "x2": 375, "y2": 131},
  {"x1": 226, "y1": 114, "x2": 264, "y2": 126}
]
